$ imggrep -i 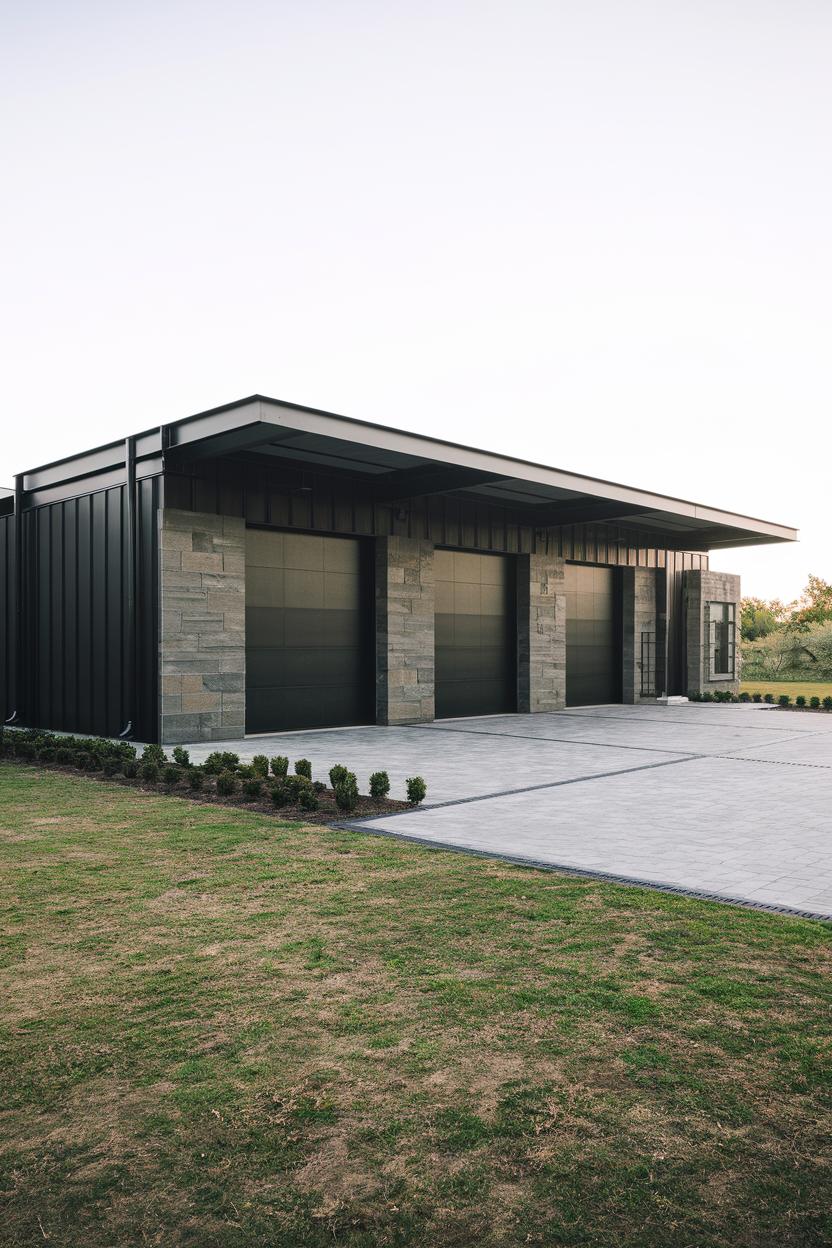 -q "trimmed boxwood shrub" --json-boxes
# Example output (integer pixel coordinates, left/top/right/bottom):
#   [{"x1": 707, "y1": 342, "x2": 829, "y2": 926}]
[
  {"x1": 334, "y1": 772, "x2": 359, "y2": 813},
  {"x1": 141, "y1": 744, "x2": 167, "y2": 767},
  {"x1": 369, "y1": 770, "x2": 390, "y2": 799},
  {"x1": 764, "y1": 693, "x2": 775, "y2": 704},
  {"x1": 700, "y1": 691, "x2": 714, "y2": 702},
  {"x1": 270, "y1": 756, "x2": 289, "y2": 778},
  {"x1": 242, "y1": 778, "x2": 262, "y2": 801},
  {"x1": 823, "y1": 697, "x2": 832, "y2": 710},
  {"x1": 795, "y1": 695, "x2": 807, "y2": 708},
  {"x1": 298, "y1": 786, "x2": 319, "y2": 811},
  {"x1": 738, "y1": 691, "x2": 751, "y2": 702},
  {"x1": 810, "y1": 696, "x2": 821, "y2": 709},
  {"x1": 329, "y1": 764, "x2": 348, "y2": 789},
  {"x1": 172, "y1": 746, "x2": 190, "y2": 768},
  {"x1": 752, "y1": 692, "x2": 763, "y2": 703},
  {"x1": 188, "y1": 768, "x2": 204, "y2": 790},
  {"x1": 283, "y1": 774, "x2": 312, "y2": 802},
  {"x1": 251, "y1": 754, "x2": 269, "y2": 778},
  {"x1": 204, "y1": 751, "x2": 240, "y2": 775},
  {"x1": 778, "y1": 694, "x2": 791, "y2": 707},
  {"x1": 216, "y1": 770, "x2": 237, "y2": 796},
  {"x1": 295, "y1": 758, "x2": 312, "y2": 780},
  {"x1": 406, "y1": 776, "x2": 427, "y2": 804}
]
